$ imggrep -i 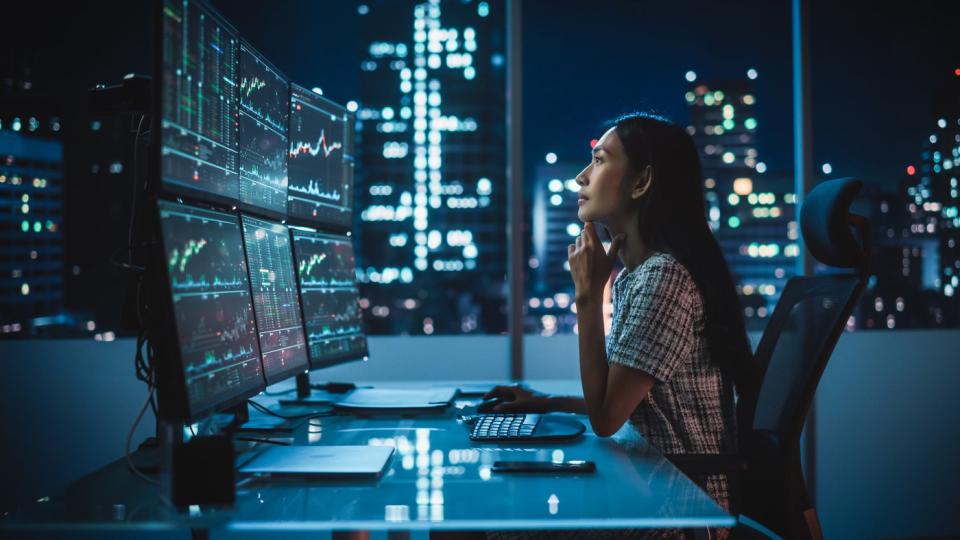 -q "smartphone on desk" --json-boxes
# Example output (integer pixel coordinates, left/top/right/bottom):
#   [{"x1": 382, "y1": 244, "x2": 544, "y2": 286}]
[{"x1": 491, "y1": 460, "x2": 596, "y2": 473}]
